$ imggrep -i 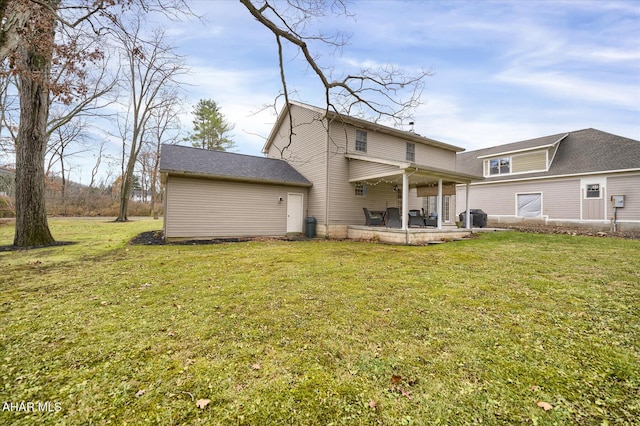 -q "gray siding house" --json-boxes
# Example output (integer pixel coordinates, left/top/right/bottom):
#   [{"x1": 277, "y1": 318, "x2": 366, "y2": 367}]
[
  {"x1": 160, "y1": 145, "x2": 311, "y2": 240},
  {"x1": 456, "y1": 129, "x2": 640, "y2": 231}
]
